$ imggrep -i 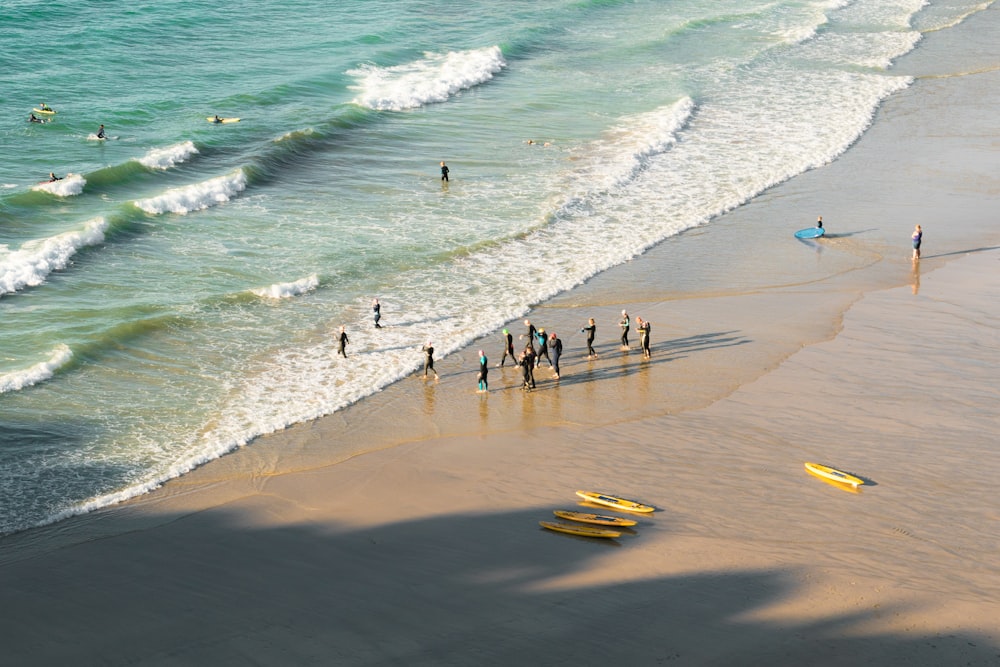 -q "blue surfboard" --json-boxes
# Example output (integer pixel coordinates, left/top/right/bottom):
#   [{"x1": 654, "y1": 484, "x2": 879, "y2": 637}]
[{"x1": 794, "y1": 227, "x2": 825, "y2": 239}]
